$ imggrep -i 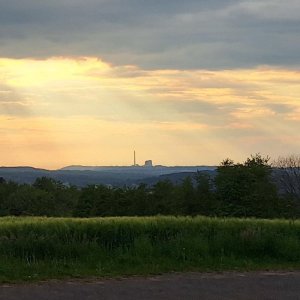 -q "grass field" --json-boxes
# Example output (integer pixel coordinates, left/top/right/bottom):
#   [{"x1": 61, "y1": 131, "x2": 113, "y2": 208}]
[{"x1": 0, "y1": 216, "x2": 300, "y2": 282}]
